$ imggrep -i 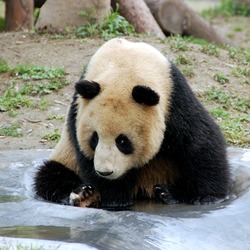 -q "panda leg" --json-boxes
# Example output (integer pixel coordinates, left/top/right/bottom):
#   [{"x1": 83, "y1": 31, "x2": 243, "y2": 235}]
[{"x1": 34, "y1": 160, "x2": 101, "y2": 207}]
